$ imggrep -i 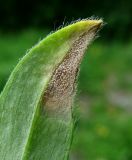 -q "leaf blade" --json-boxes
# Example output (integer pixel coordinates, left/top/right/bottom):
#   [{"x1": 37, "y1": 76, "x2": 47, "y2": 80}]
[{"x1": 0, "y1": 19, "x2": 103, "y2": 160}]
